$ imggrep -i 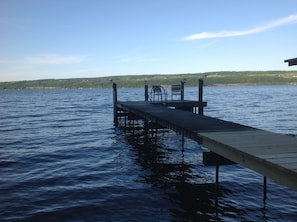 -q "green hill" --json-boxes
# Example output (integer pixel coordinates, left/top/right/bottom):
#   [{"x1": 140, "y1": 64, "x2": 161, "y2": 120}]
[{"x1": 1, "y1": 71, "x2": 297, "y2": 90}]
